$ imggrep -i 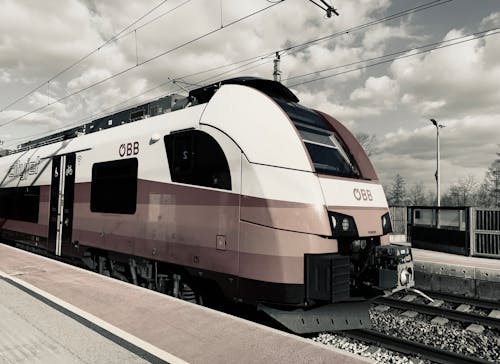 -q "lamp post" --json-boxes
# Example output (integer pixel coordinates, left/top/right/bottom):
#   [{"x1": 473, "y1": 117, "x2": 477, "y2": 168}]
[
  {"x1": 430, "y1": 119, "x2": 442, "y2": 206},
  {"x1": 430, "y1": 118, "x2": 445, "y2": 228},
  {"x1": 430, "y1": 119, "x2": 446, "y2": 206}
]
